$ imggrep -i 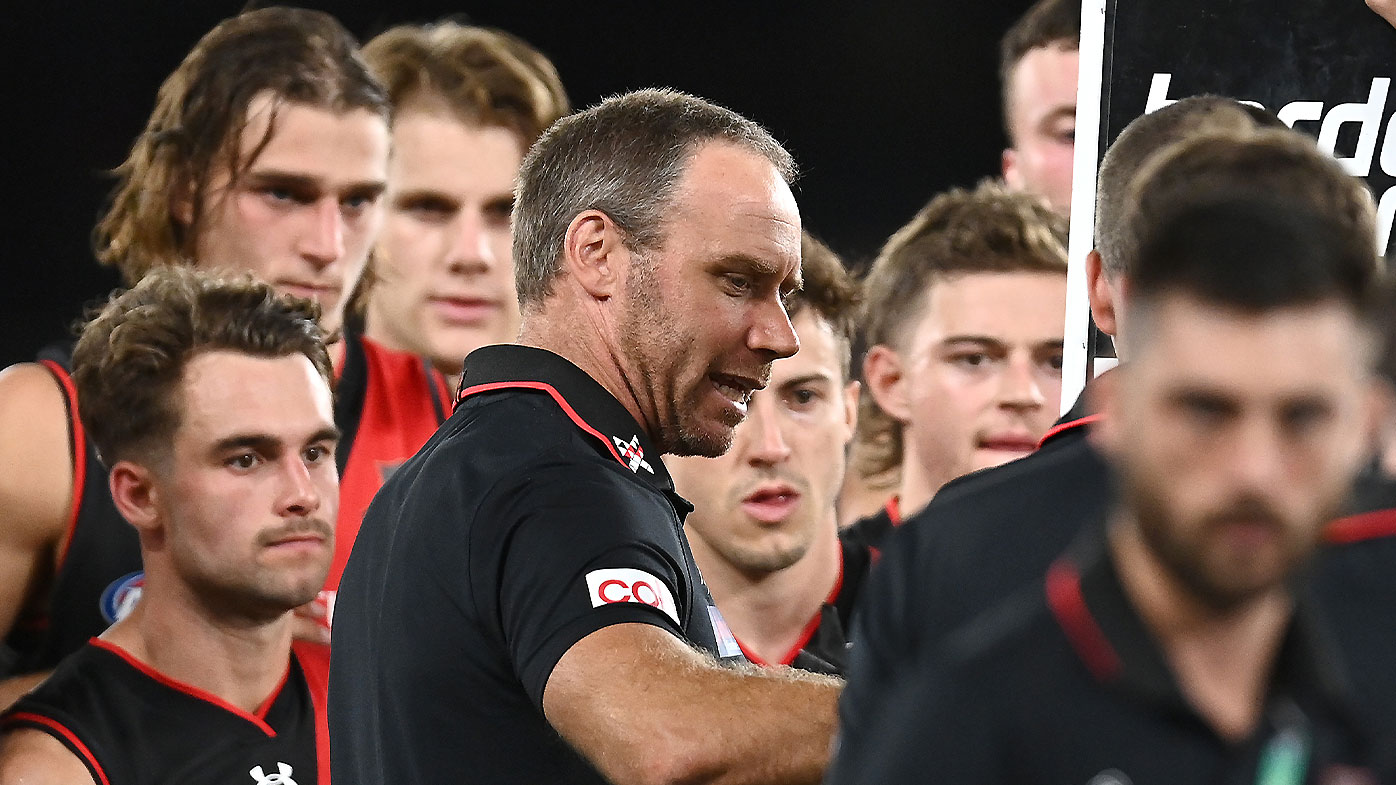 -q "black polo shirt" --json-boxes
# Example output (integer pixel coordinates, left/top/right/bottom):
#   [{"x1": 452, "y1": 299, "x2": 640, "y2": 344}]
[
  {"x1": 329, "y1": 345, "x2": 736, "y2": 785},
  {"x1": 828, "y1": 534, "x2": 1387, "y2": 785},
  {"x1": 840, "y1": 393, "x2": 1109, "y2": 743}
]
